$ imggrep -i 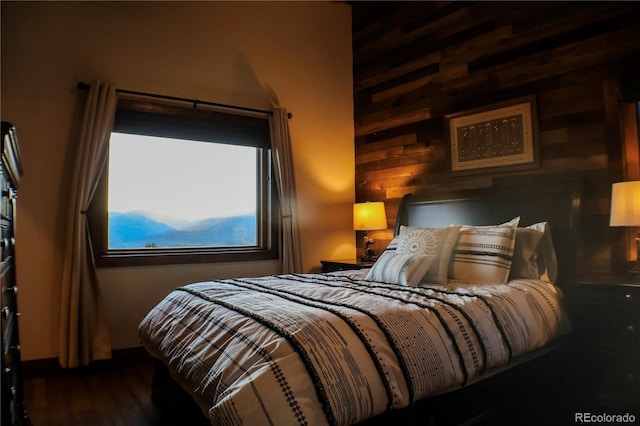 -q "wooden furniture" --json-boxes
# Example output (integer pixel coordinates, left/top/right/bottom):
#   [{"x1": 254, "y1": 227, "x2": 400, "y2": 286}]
[
  {"x1": 564, "y1": 276, "x2": 640, "y2": 412},
  {"x1": 320, "y1": 258, "x2": 374, "y2": 272},
  {"x1": 0, "y1": 122, "x2": 27, "y2": 426}
]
